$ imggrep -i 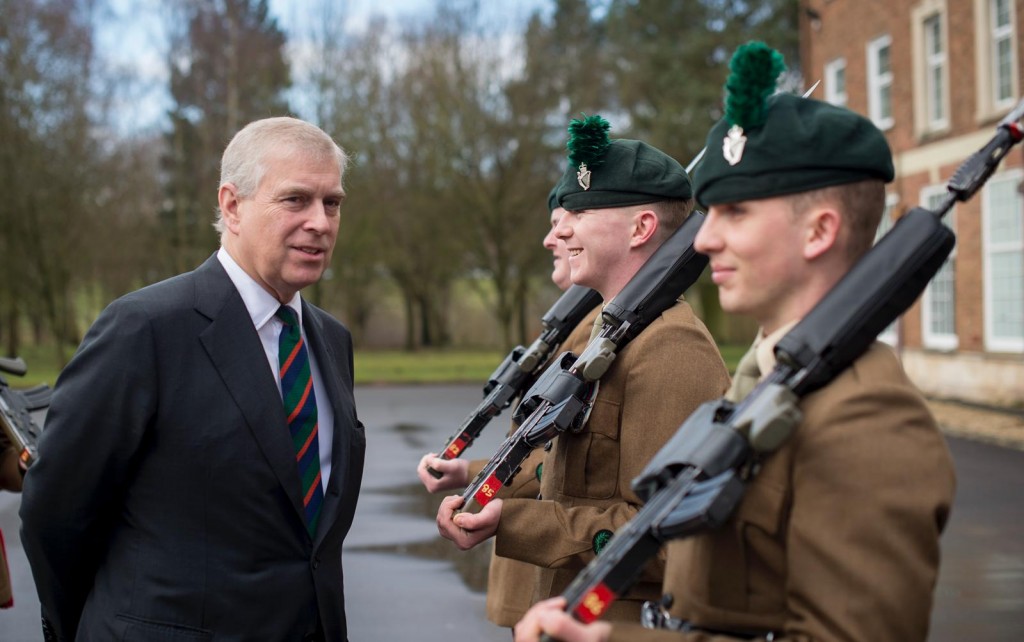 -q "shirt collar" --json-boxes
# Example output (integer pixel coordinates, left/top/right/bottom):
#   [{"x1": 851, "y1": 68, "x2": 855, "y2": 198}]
[
  {"x1": 754, "y1": 319, "x2": 800, "y2": 378},
  {"x1": 217, "y1": 247, "x2": 303, "y2": 331}
]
